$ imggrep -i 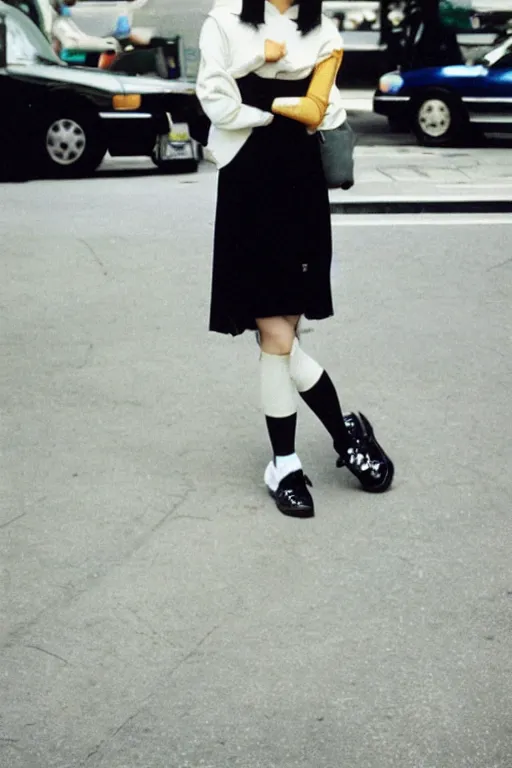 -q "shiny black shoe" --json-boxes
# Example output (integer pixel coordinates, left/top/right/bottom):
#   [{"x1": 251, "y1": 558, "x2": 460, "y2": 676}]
[
  {"x1": 336, "y1": 412, "x2": 394, "y2": 493},
  {"x1": 264, "y1": 463, "x2": 315, "y2": 519}
]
